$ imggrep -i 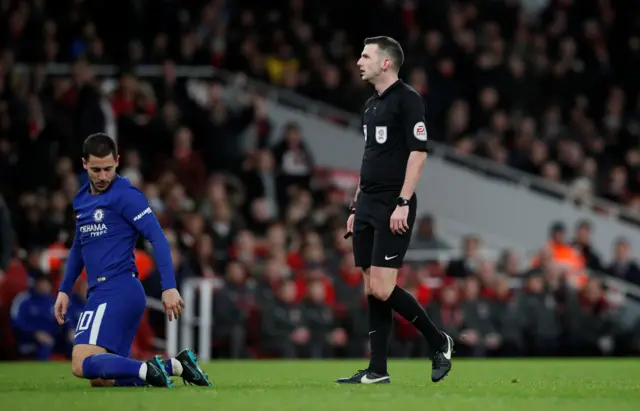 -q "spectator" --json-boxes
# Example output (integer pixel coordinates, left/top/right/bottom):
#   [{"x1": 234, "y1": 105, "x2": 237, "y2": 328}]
[
  {"x1": 272, "y1": 123, "x2": 314, "y2": 205},
  {"x1": 10, "y1": 273, "x2": 58, "y2": 361},
  {"x1": 532, "y1": 222, "x2": 586, "y2": 287},
  {"x1": 409, "y1": 214, "x2": 450, "y2": 250},
  {"x1": 572, "y1": 220, "x2": 603, "y2": 272},
  {"x1": 606, "y1": 237, "x2": 640, "y2": 286},
  {"x1": 497, "y1": 250, "x2": 523, "y2": 277},
  {"x1": 460, "y1": 276, "x2": 499, "y2": 357},
  {"x1": 427, "y1": 280, "x2": 465, "y2": 354},
  {"x1": 565, "y1": 278, "x2": 616, "y2": 356},
  {"x1": 260, "y1": 280, "x2": 309, "y2": 358},
  {"x1": 446, "y1": 235, "x2": 482, "y2": 278},
  {"x1": 488, "y1": 274, "x2": 523, "y2": 356},
  {"x1": 517, "y1": 272, "x2": 563, "y2": 356},
  {"x1": 302, "y1": 280, "x2": 347, "y2": 358},
  {"x1": 213, "y1": 261, "x2": 252, "y2": 359}
]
